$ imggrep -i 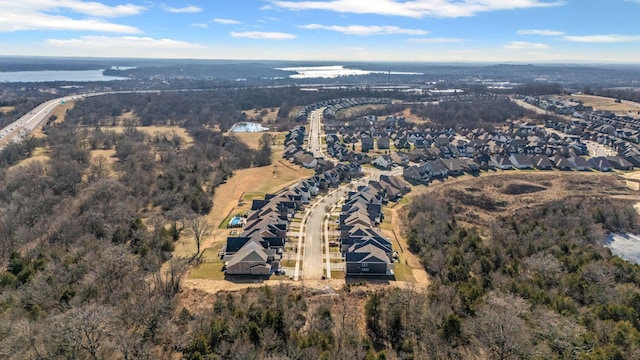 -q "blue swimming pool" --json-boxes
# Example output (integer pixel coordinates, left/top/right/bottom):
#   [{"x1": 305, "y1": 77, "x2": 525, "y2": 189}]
[{"x1": 229, "y1": 216, "x2": 242, "y2": 226}]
